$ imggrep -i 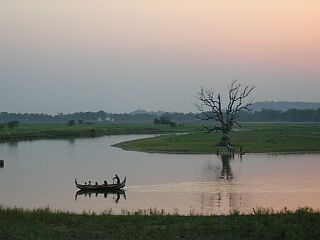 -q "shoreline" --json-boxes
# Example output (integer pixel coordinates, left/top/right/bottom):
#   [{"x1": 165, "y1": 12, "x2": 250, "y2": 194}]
[
  {"x1": 1, "y1": 122, "x2": 320, "y2": 154},
  {"x1": 113, "y1": 143, "x2": 320, "y2": 155},
  {"x1": 0, "y1": 206, "x2": 319, "y2": 239}
]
